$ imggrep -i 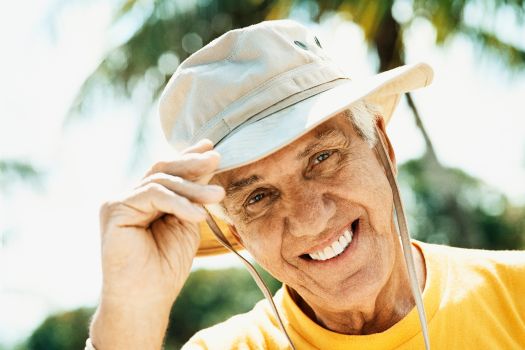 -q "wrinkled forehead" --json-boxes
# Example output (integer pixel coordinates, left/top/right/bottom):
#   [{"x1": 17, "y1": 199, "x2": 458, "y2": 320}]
[{"x1": 213, "y1": 112, "x2": 353, "y2": 186}]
